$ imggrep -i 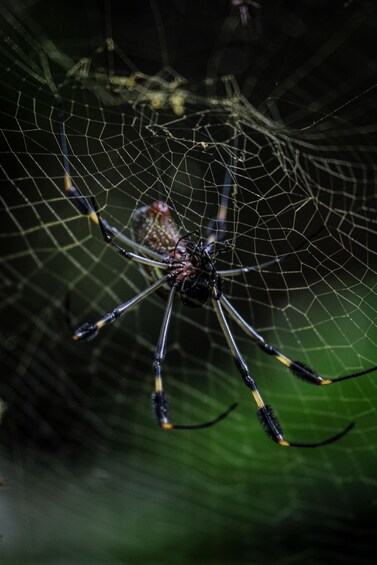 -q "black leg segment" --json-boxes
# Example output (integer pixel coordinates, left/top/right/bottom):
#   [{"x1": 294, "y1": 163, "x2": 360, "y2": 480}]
[{"x1": 212, "y1": 297, "x2": 355, "y2": 447}]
